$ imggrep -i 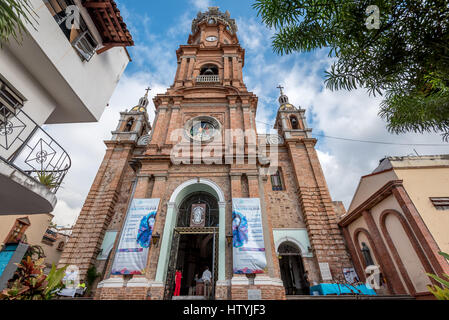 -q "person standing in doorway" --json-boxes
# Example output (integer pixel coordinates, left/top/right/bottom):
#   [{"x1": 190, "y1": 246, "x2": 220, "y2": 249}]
[
  {"x1": 303, "y1": 270, "x2": 310, "y2": 295},
  {"x1": 174, "y1": 269, "x2": 182, "y2": 296},
  {"x1": 201, "y1": 266, "x2": 212, "y2": 298}
]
